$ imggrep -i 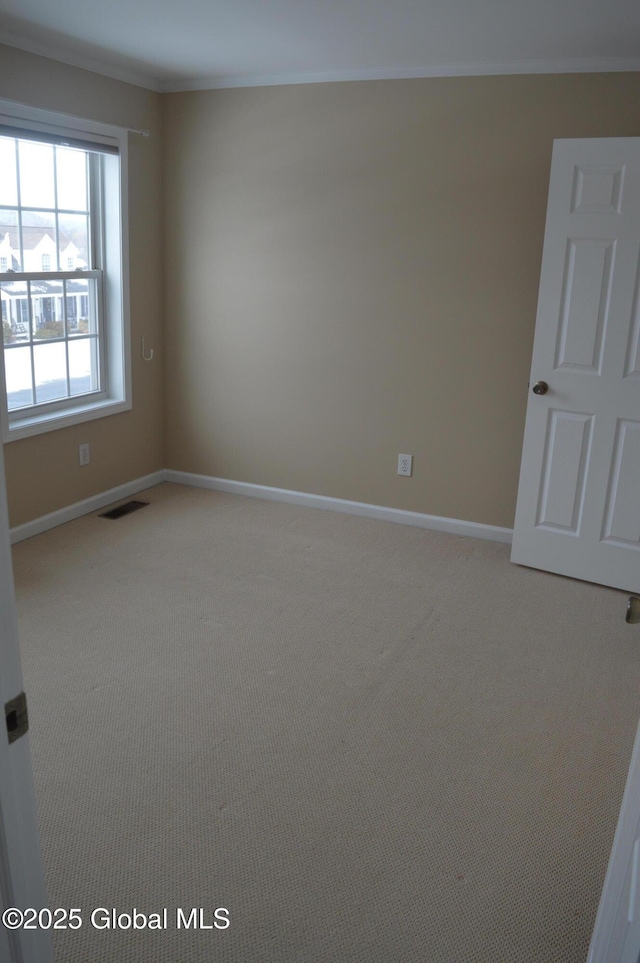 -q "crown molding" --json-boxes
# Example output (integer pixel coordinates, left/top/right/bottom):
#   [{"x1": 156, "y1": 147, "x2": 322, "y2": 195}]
[
  {"x1": 1, "y1": 32, "x2": 639, "y2": 95},
  {"x1": 0, "y1": 33, "x2": 162, "y2": 91},
  {"x1": 159, "y1": 58, "x2": 640, "y2": 93}
]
